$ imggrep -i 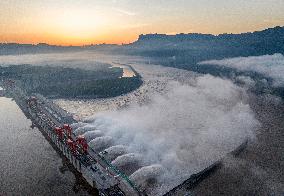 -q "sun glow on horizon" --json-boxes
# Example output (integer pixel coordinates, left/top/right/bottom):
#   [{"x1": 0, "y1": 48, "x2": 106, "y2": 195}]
[
  {"x1": 0, "y1": 0, "x2": 284, "y2": 45},
  {"x1": 54, "y1": 10, "x2": 103, "y2": 40}
]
